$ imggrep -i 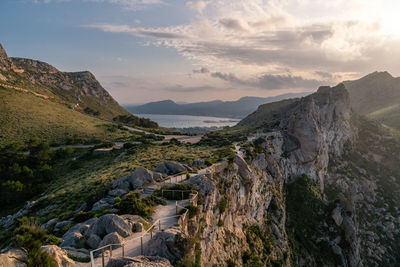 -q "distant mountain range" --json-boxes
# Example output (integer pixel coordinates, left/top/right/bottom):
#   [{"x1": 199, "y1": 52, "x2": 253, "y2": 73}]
[{"x1": 125, "y1": 93, "x2": 310, "y2": 119}]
